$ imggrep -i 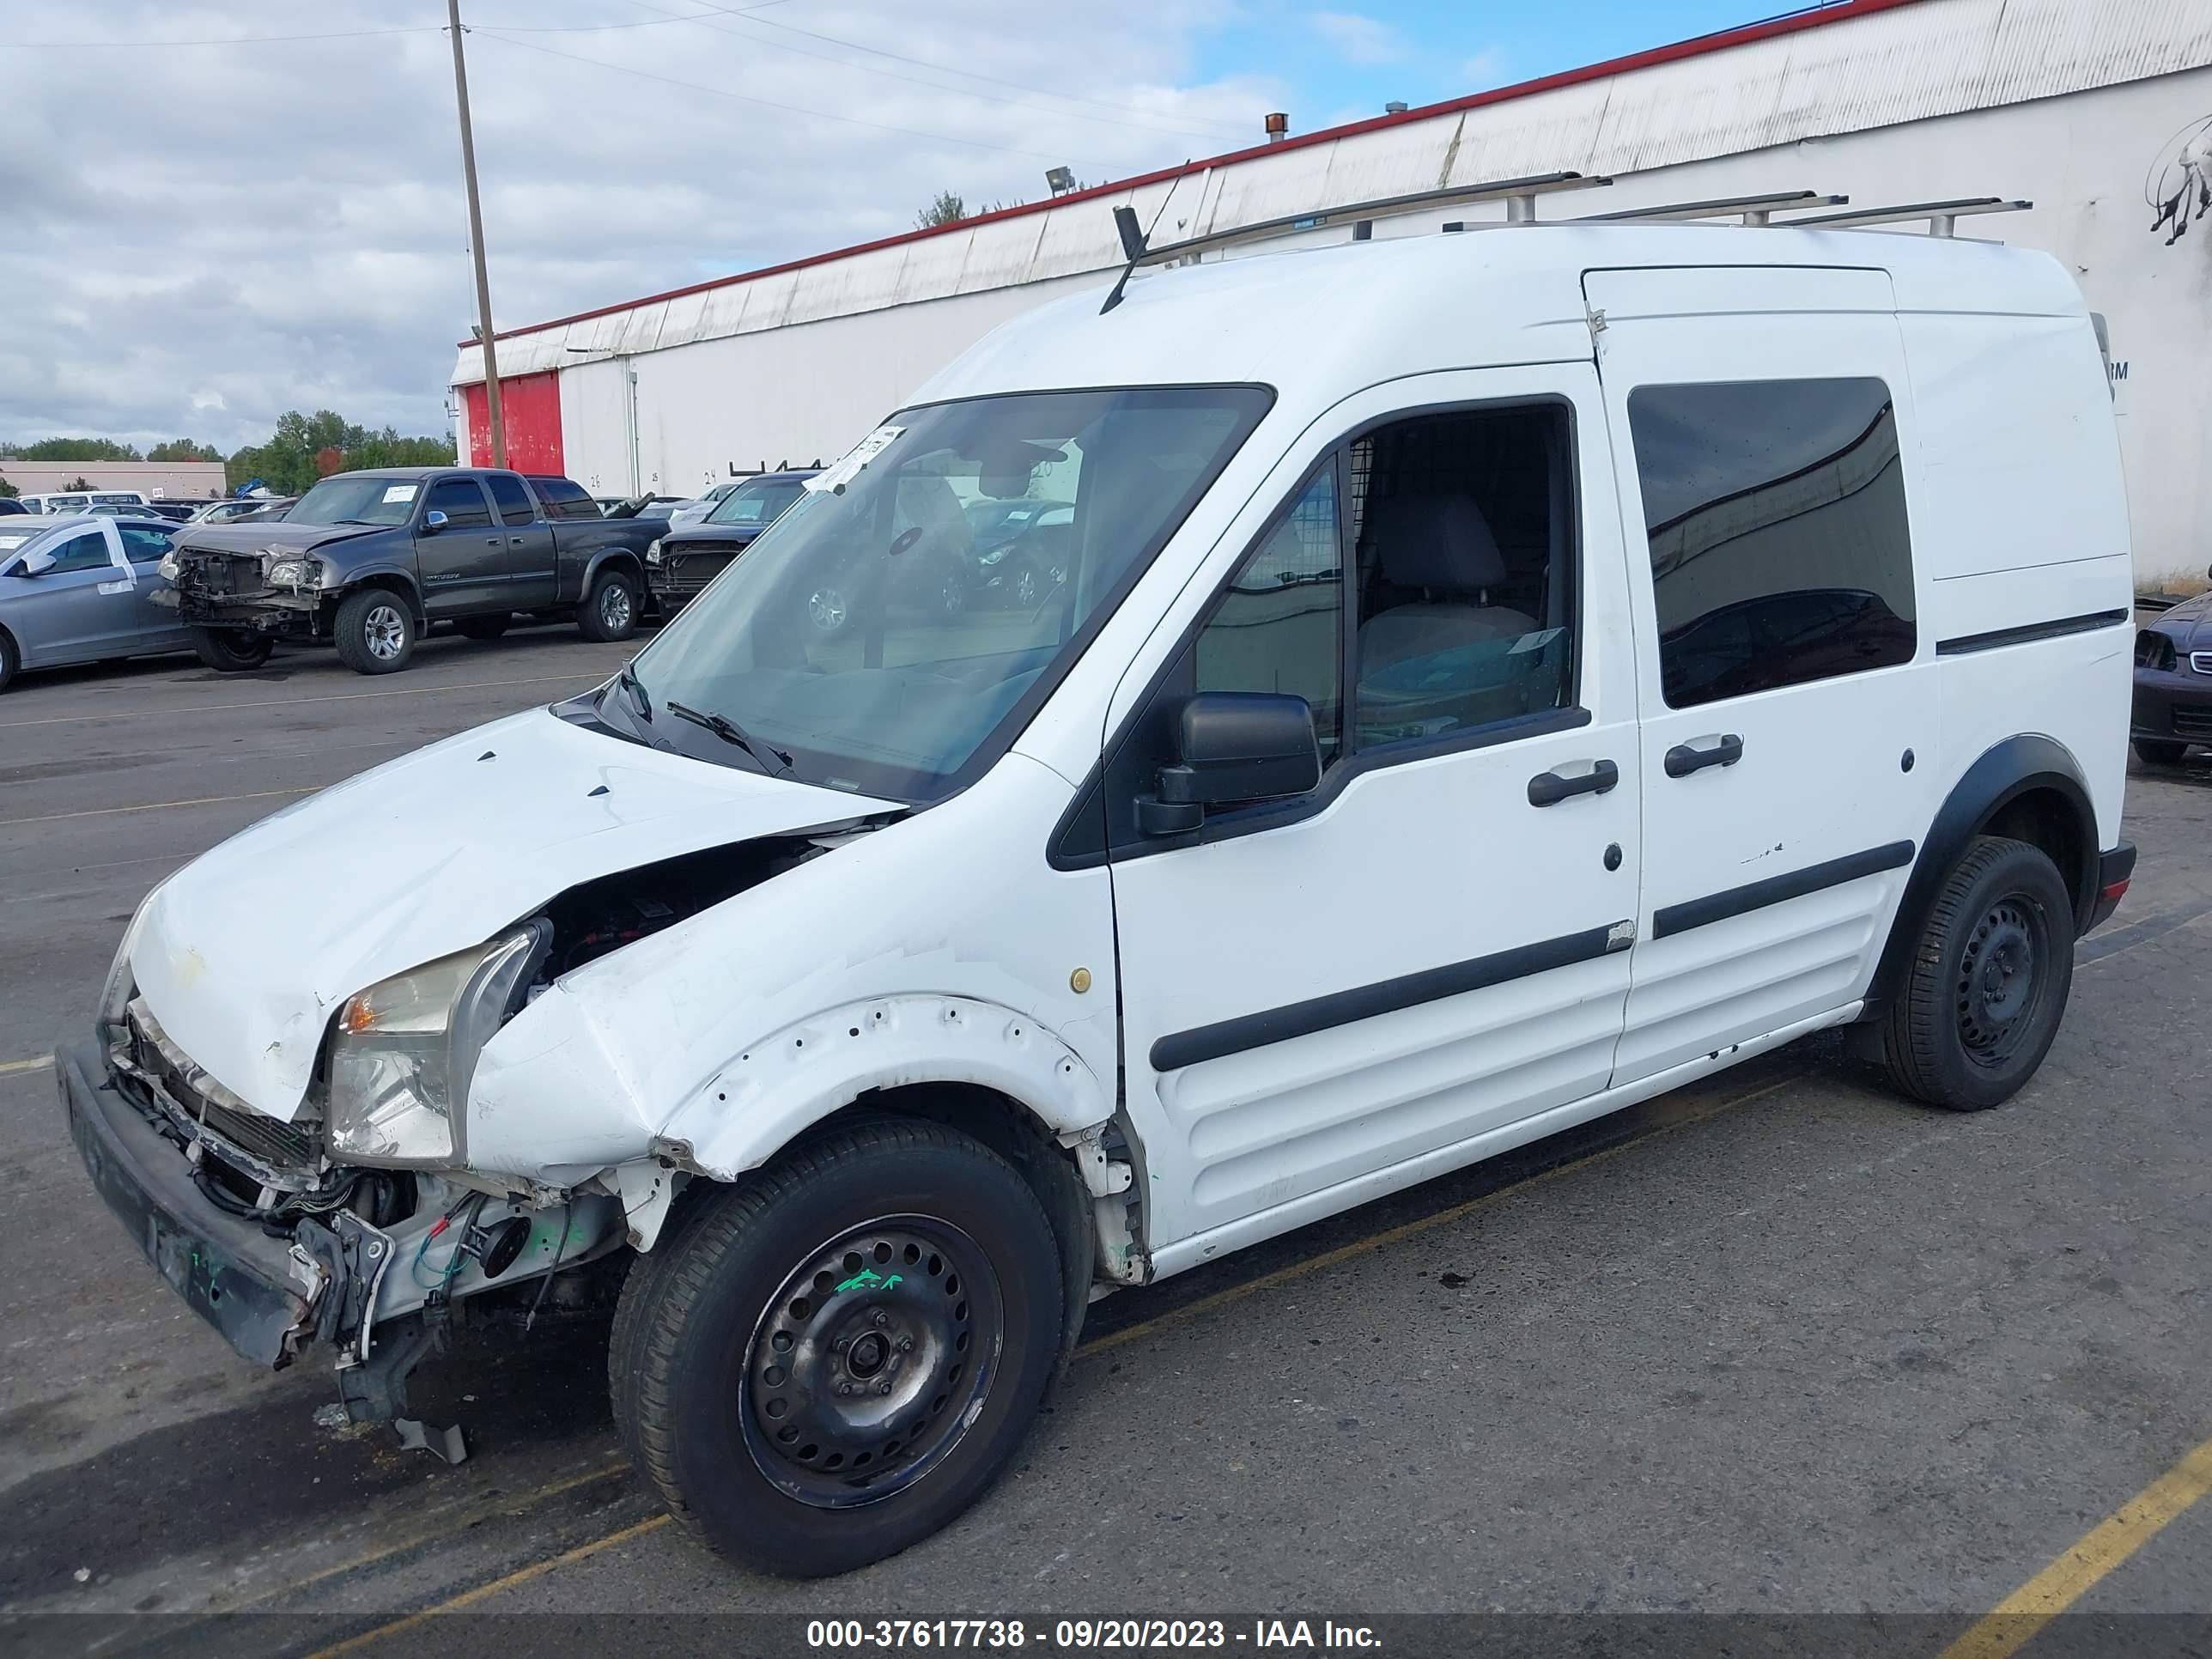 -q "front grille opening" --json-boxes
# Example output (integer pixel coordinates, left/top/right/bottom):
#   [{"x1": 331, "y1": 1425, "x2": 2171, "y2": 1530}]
[{"x1": 2172, "y1": 706, "x2": 2212, "y2": 739}]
